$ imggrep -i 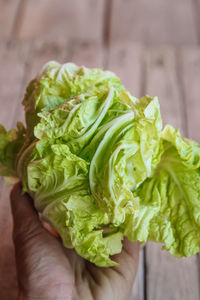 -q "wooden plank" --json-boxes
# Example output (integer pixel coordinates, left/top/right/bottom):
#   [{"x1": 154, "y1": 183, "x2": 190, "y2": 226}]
[
  {"x1": 68, "y1": 41, "x2": 103, "y2": 68},
  {"x1": 147, "y1": 242, "x2": 199, "y2": 300},
  {"x1": 107, "y1": 42, "x2": 143, "y2": 98},
  {"x1": 110, "y1": 0, "x2": 198, "y2": 45},
  {"x1": 0, "y1": 40, "x2": 30, "y2": 128},
  {"x1": 0, "y1": 40, "x2": 30, "y2": 300},
  {"x1": 194, "y1": 0, "x2": 200, "y2": 44},
  {"x1": 15, "y1": 0, "x2": 105, "y2": 42},
  {"x1": 0, "y1": 0, "x2": 20, "y2": 37},
  {"x1": 179, "y1": 47, "x2": 200, "y2": 142},
  {"x1": 145, "y1": 46, "x2": 200, "y2": 300},
  {"x1": 108, "y1": 42, "x2": 144, "y2": 300},
  {"x1": 145, "y1": 46, "x2": 182, "y2": 130}
]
